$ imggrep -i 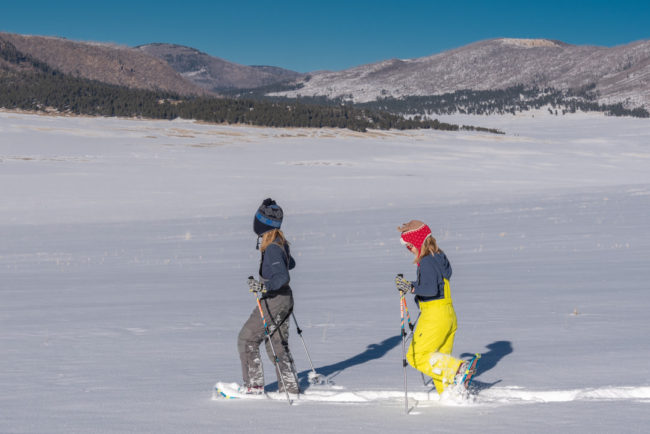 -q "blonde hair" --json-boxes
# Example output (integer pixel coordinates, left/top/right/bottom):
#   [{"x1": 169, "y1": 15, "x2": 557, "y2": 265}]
[
  {"x1": 260, "y1": 229, "x2": 288, "y2": 252},
  {"x1": 414, "y1": 235, "x2": 441, "y2": 264}
]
